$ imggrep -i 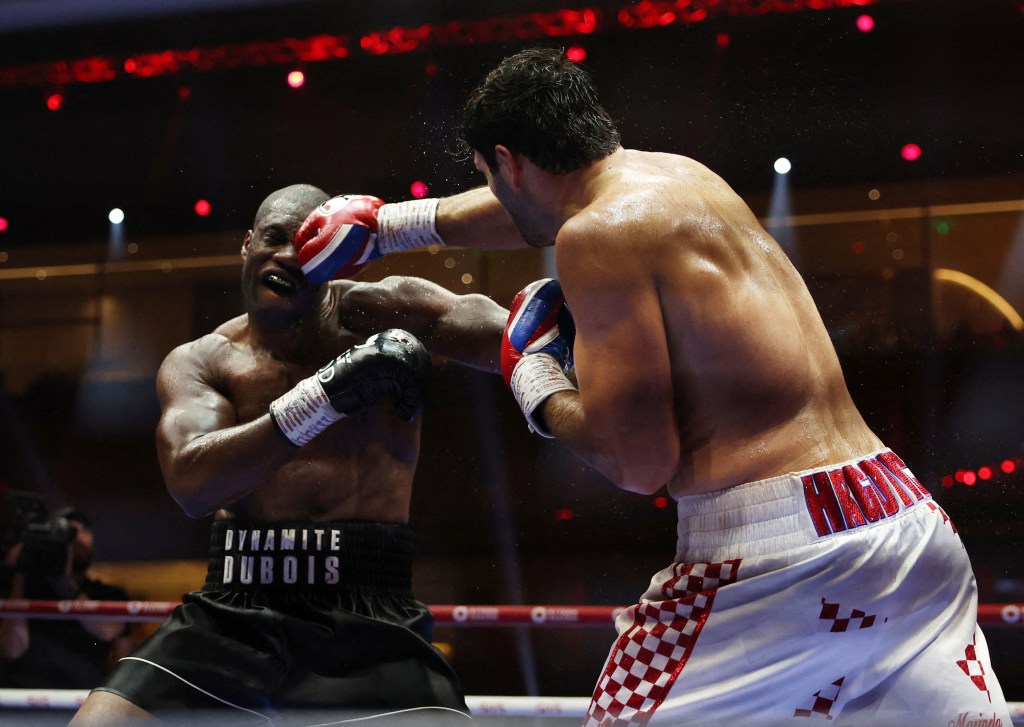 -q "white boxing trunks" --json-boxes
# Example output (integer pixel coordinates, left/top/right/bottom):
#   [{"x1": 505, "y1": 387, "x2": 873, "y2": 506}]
[{"x1": 585, "y1": 449, "x2": 1011, "y2": 727}]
